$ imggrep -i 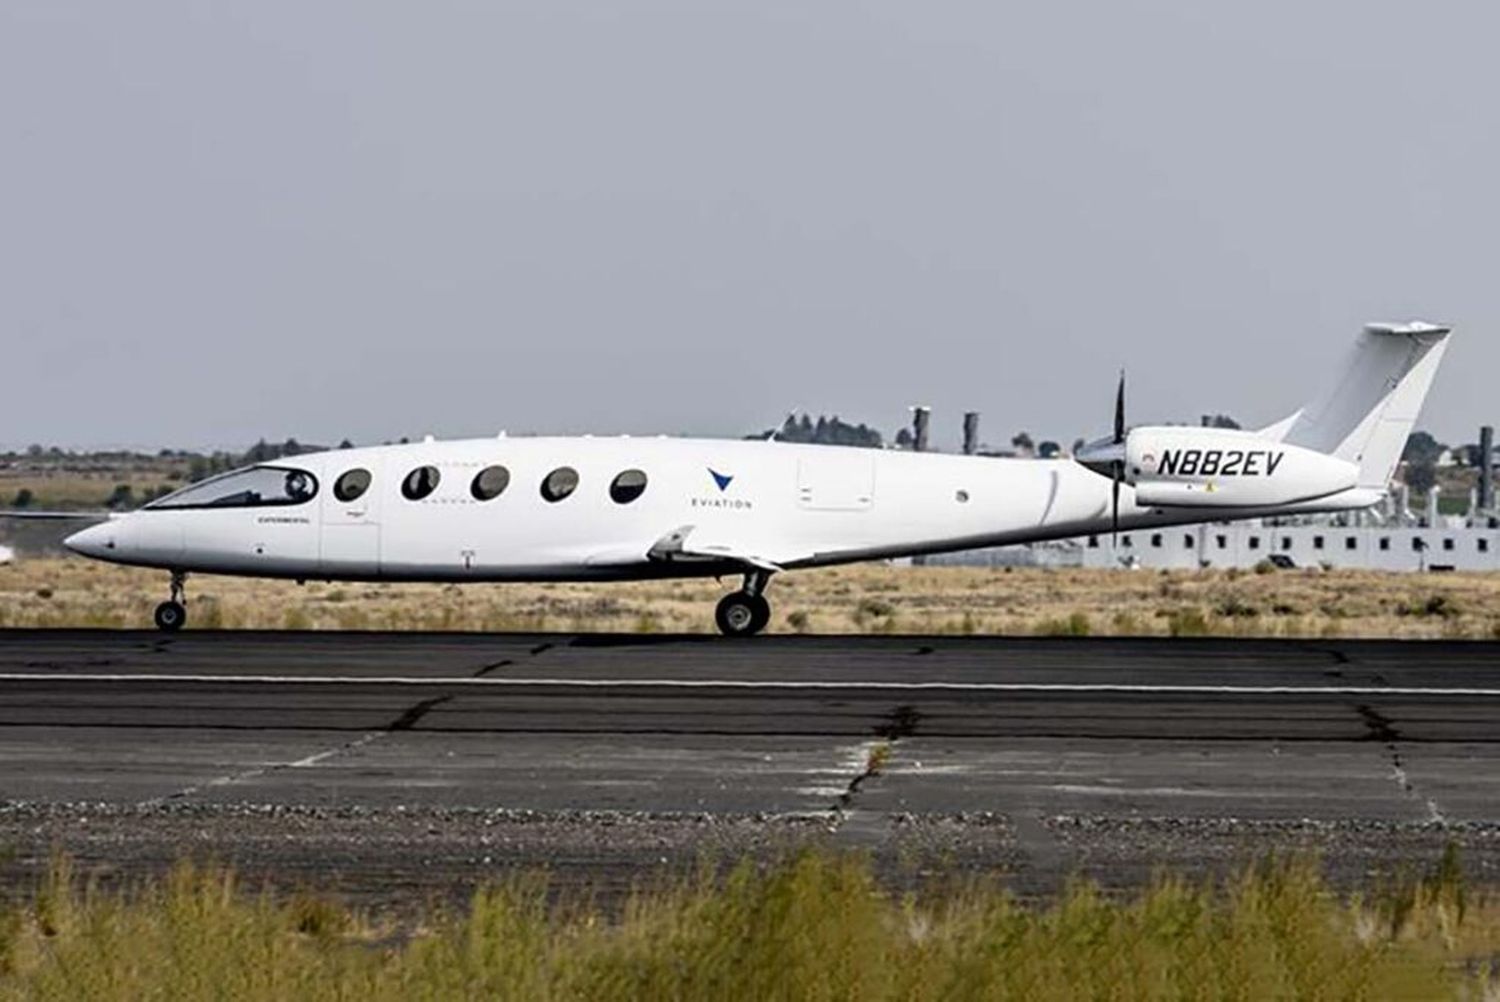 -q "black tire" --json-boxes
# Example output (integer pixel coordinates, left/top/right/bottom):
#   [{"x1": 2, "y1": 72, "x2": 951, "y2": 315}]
[
  {"x1": 715, "y1": 592, "x2": 769, "y2": 637},
  {"x1": 154, "y1": 600, "x2": 186, "y2": 632}
]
